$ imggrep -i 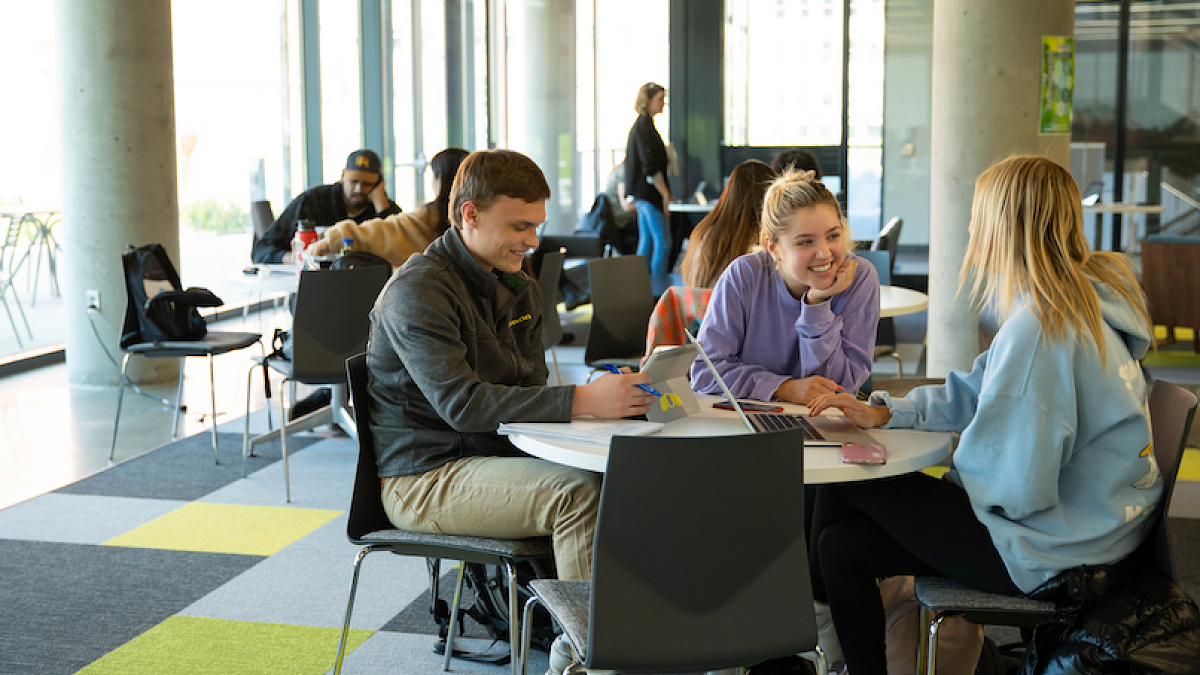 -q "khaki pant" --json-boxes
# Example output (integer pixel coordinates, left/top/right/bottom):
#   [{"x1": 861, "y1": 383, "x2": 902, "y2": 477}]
[{"x1": 381, "y1": 456, "x2": 601, "y2": 581}]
